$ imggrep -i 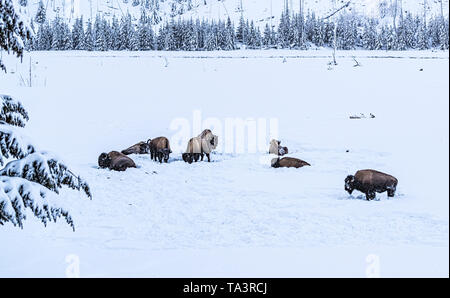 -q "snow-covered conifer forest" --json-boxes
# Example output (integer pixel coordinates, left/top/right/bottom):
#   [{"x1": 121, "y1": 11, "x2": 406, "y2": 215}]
[
  {"x1": 21, "y1": 0, "x2": 450, "y2": 51},
  {"x1": 0, "y1": 0, "x2": 448, "y2": 278}
]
